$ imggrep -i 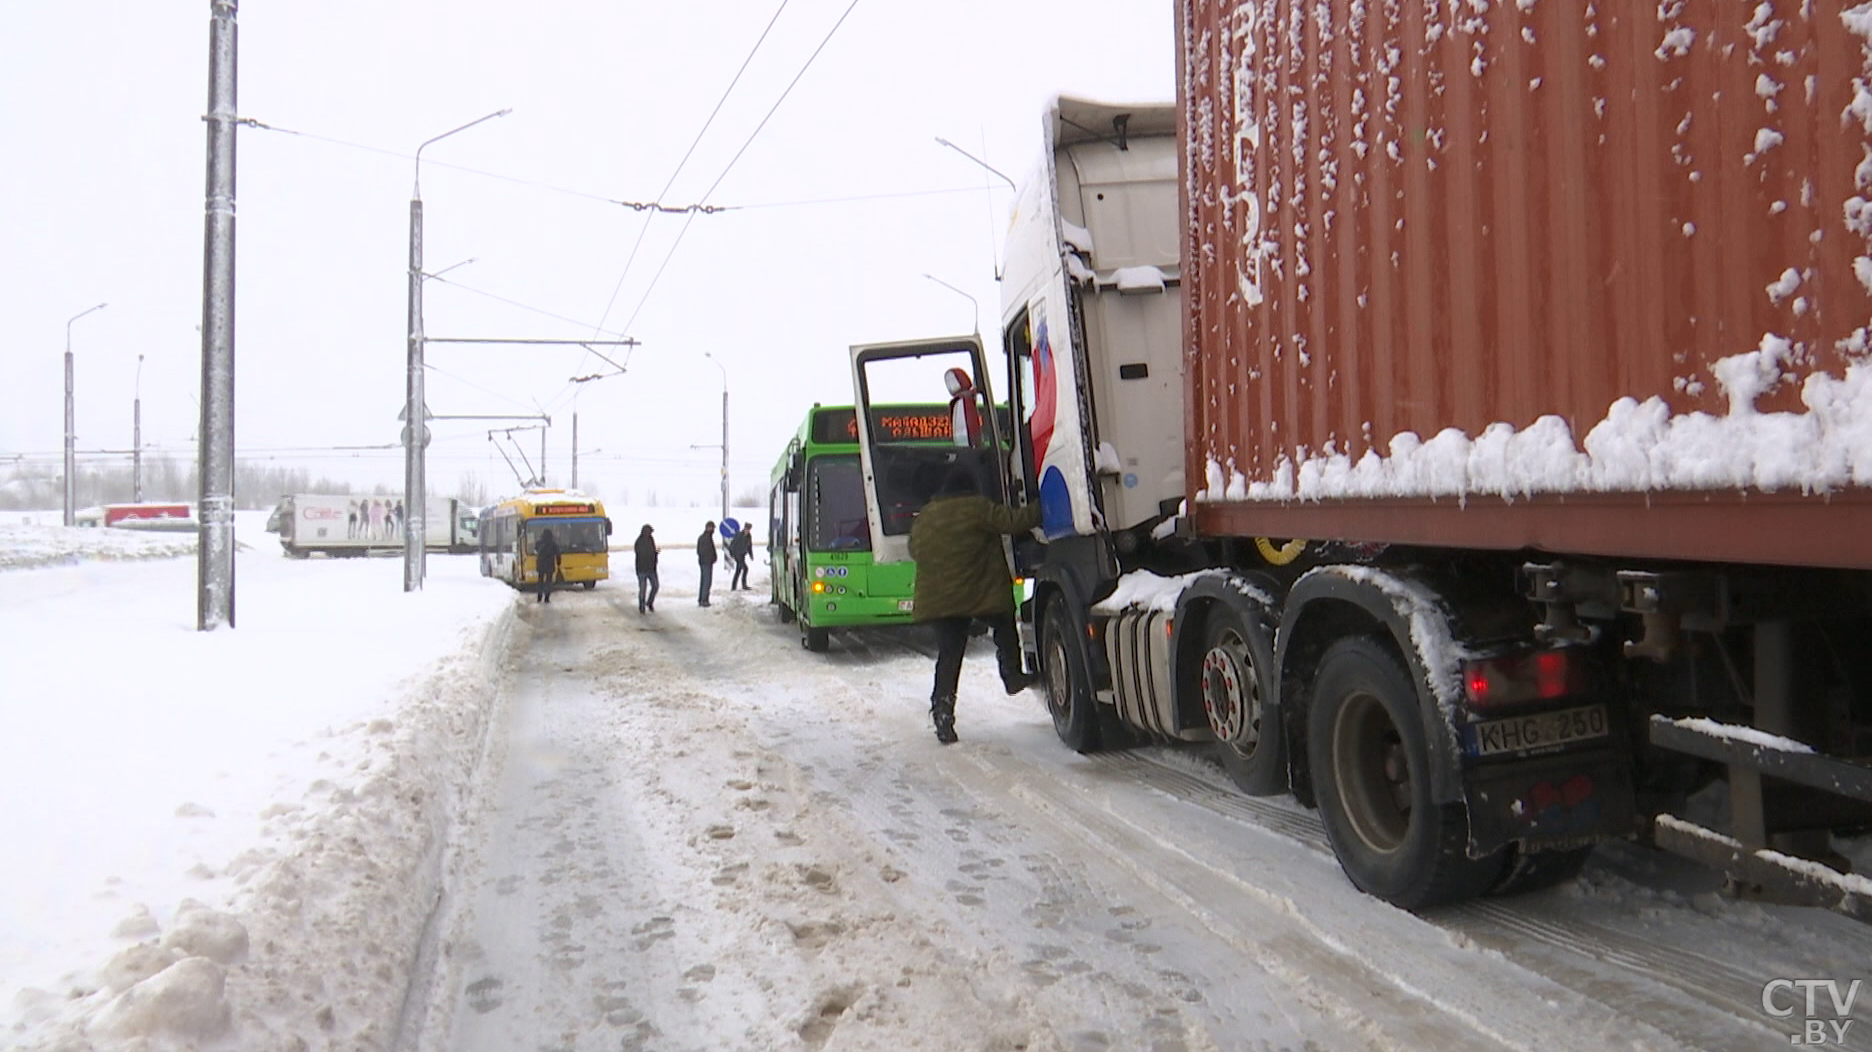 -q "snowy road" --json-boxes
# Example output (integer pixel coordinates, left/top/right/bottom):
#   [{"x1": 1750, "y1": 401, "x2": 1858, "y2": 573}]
[{"x1": 409, "y1": 579, "x2": 1872, "y2": 1052}]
